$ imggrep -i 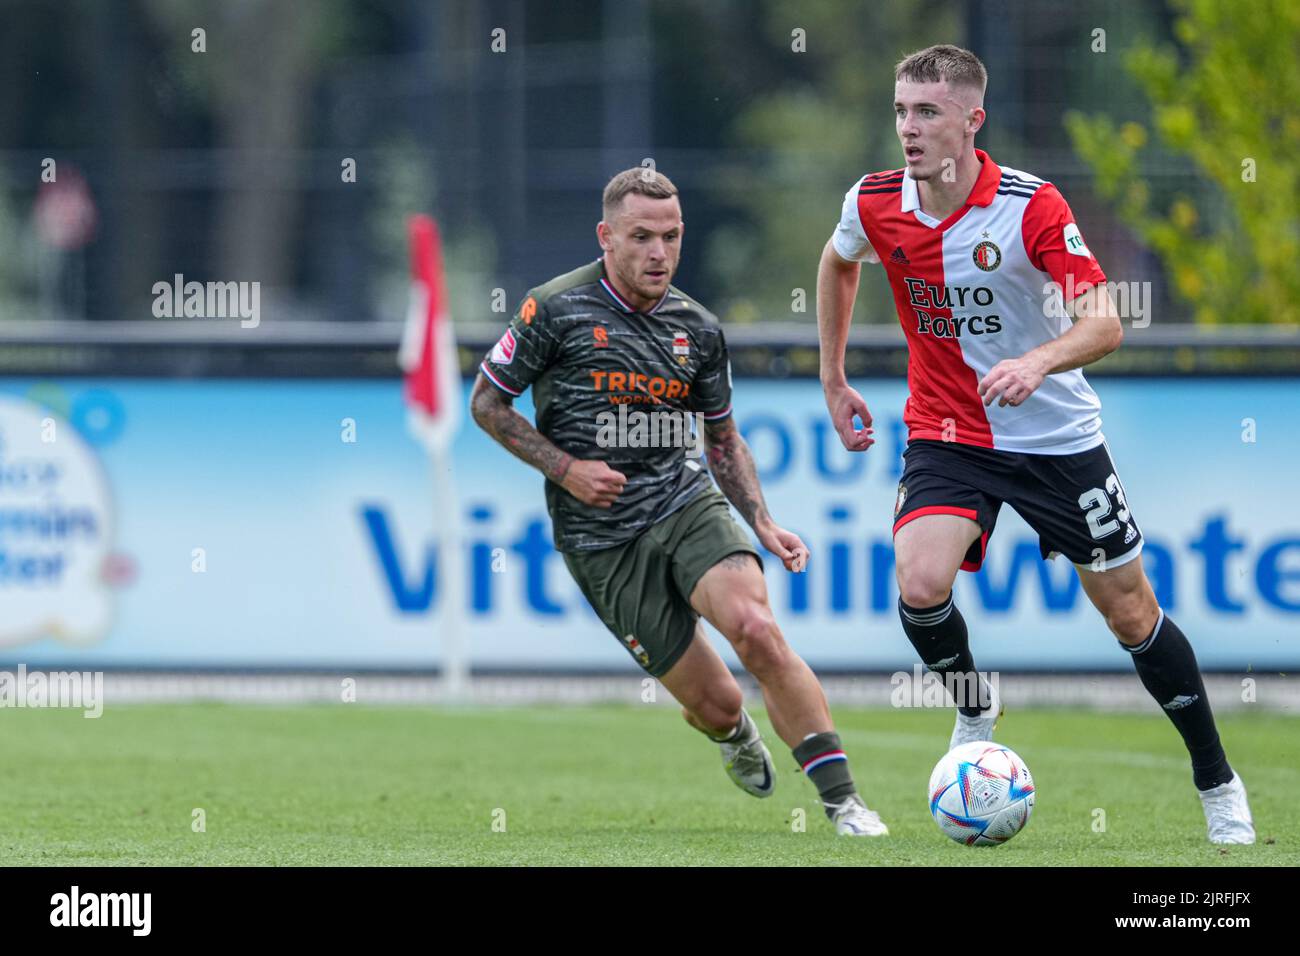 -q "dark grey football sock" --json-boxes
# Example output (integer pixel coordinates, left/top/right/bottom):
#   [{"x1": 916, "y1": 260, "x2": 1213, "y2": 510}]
[
  {"x1": 793, "y1": 731, "x2": 857, "y2": 816},
  {"x1": 707, "y1": 707, "x2": 755, "y2": 743}
]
